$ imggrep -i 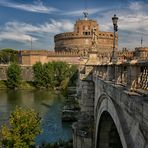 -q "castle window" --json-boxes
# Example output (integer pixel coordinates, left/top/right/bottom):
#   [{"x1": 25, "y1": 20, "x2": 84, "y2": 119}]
[
  {"x1": 83, "y1": 32, "x2": 91, "y2": 36},
  {"x1": 83, "y1": 26, "x2": 85, "y2": 30},
  {"x1": 77, "y1": 27, "x2": 79, "y2": 33}
]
